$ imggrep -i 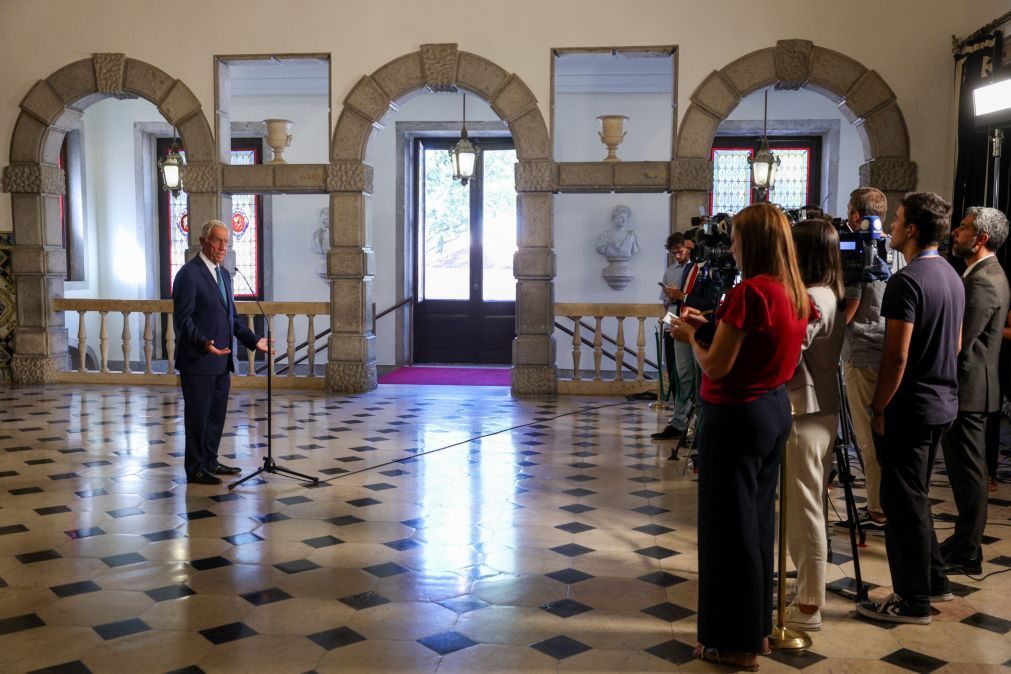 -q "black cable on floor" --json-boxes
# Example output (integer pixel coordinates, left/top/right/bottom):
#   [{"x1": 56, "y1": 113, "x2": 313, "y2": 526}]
[{"x1": 317, "y1": 399, "x2": 634, "y2": 484}]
